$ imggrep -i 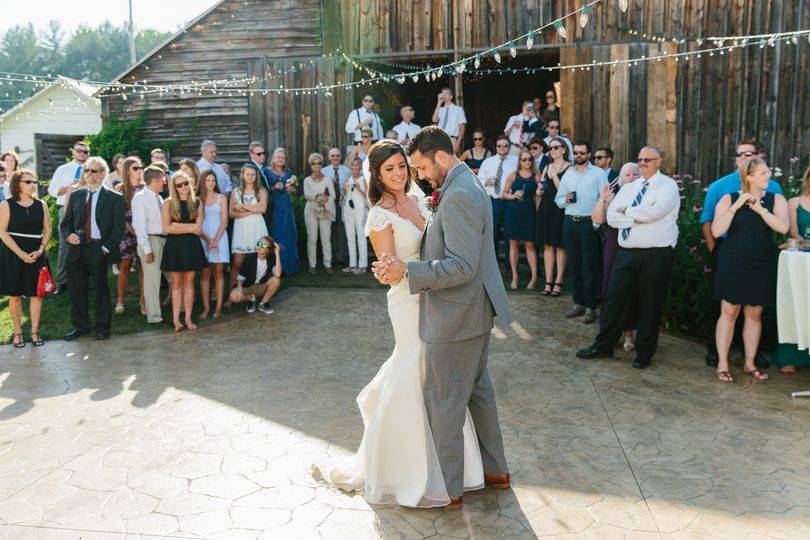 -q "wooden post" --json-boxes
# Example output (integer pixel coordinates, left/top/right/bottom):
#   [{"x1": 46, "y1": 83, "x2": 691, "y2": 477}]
[
  {"x1": 609, "y1": 44, "x2": 630, "y2": 164},
  {"x1": 646, "y1": 43, "x2": 678, "y2": 172}
]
